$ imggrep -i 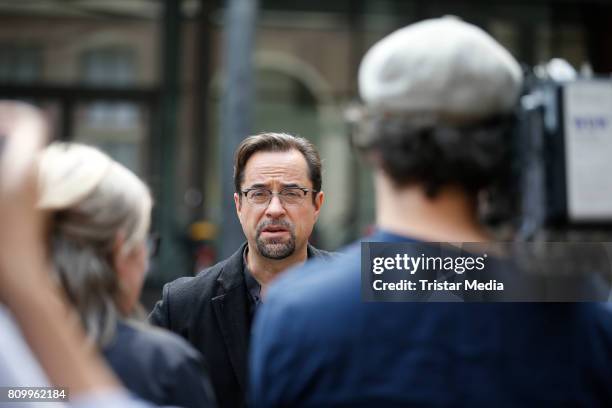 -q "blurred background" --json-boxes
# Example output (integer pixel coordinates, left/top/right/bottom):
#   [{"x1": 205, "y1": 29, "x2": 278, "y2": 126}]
[{"x1": 1, "y1": 0, "x2": 611, "y2": 306}]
